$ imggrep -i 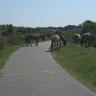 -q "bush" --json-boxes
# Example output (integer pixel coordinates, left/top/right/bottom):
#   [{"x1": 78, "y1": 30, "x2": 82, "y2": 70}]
[
  {"x1": 0, "y1": 34, "x2": 7, "y2": 49},
  {"x1": 6, "y1": 35, "x2": 23, "y2": 45}
]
